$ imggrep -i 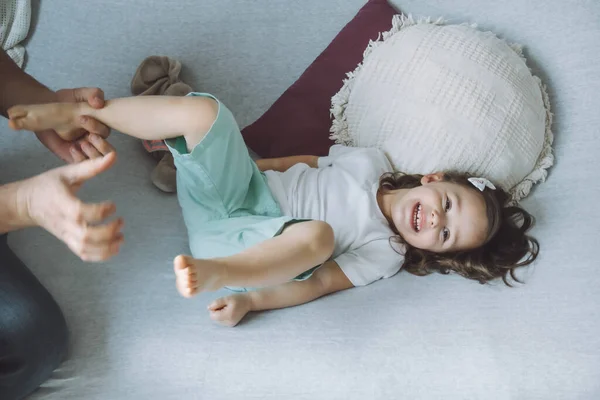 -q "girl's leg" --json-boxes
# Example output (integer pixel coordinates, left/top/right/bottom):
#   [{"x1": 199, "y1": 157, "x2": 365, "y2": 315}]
[
  {"x1": 8, "y1": 96, "x2": 218, "y2": 151},
  {"x1": 174, "y1": 221, "x2": 335, "y2": 297}
]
